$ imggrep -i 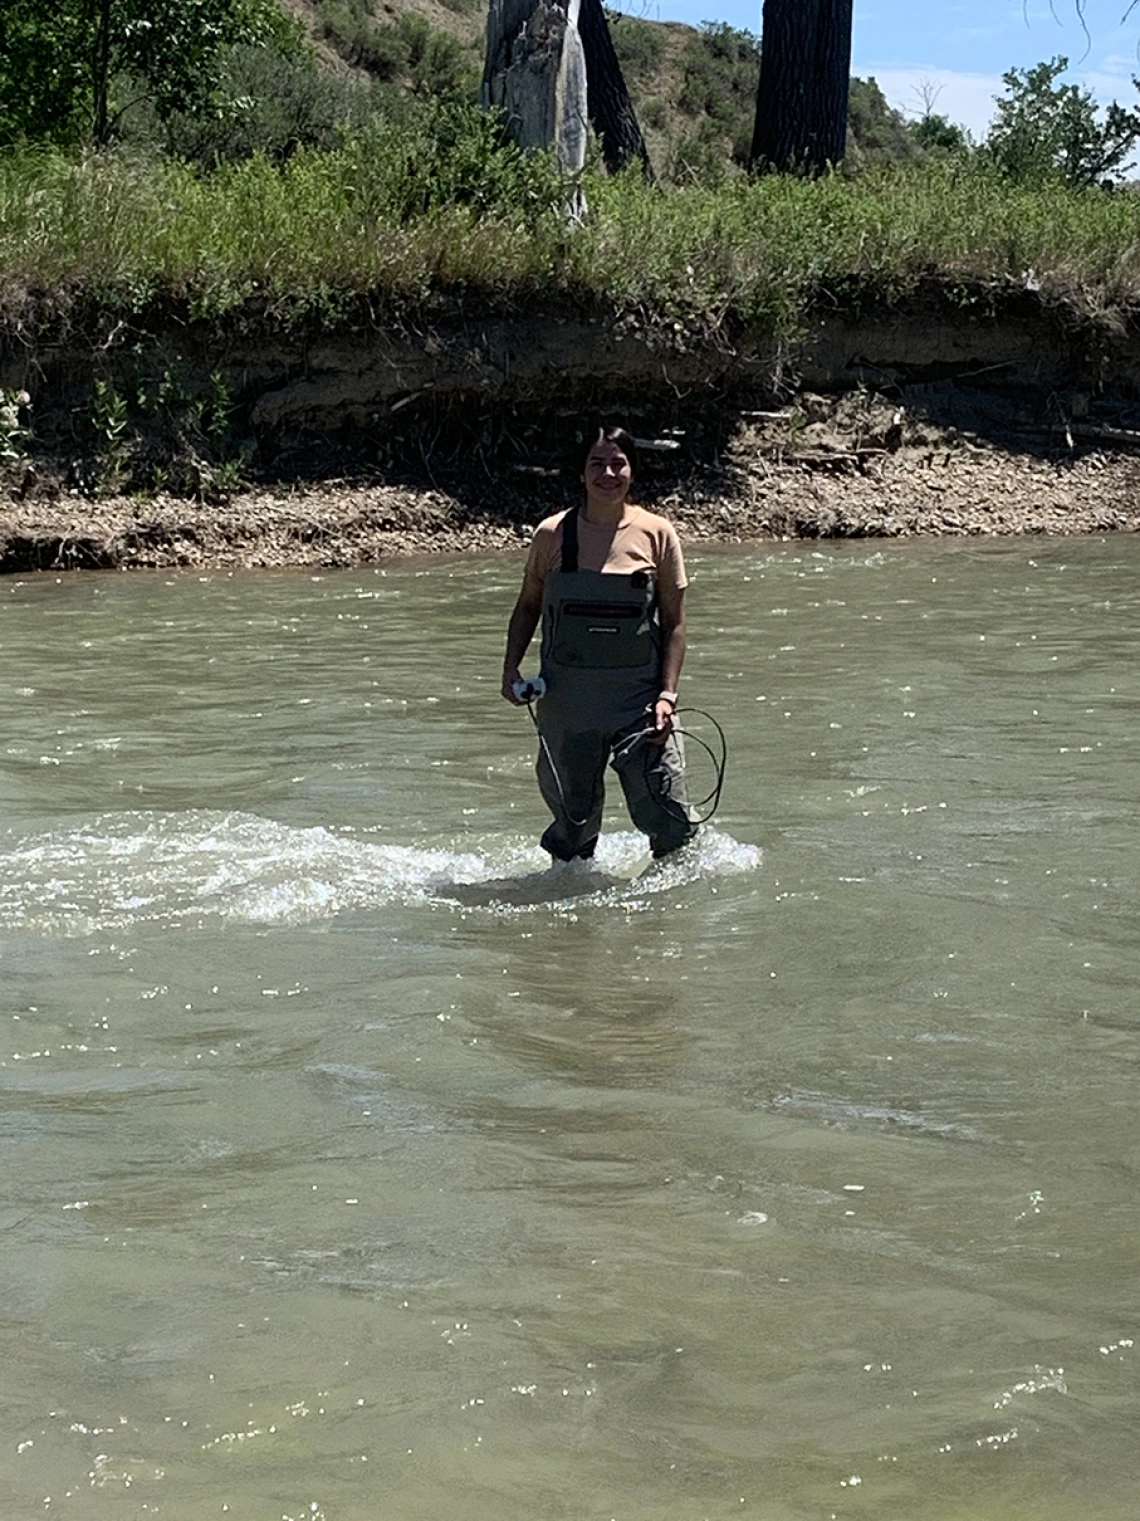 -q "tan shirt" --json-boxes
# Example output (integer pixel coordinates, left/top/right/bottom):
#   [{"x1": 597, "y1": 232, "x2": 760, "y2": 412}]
[{"x1": 522, "y1": 505, "x2": 687, "y2": 600}]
